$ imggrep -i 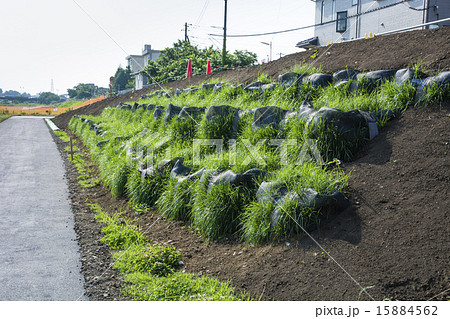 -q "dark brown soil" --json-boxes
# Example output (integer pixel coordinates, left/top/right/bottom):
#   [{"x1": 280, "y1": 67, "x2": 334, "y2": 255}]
[
  {"x1": 51, "y1": 26, "x2": 450, "y2": 301},
  {"x1": 51, "y1": 133, "x2": 129, "y2": 300},
  {"x1": 53, "y1": 26, "x2": 450, "y2": 131}
]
